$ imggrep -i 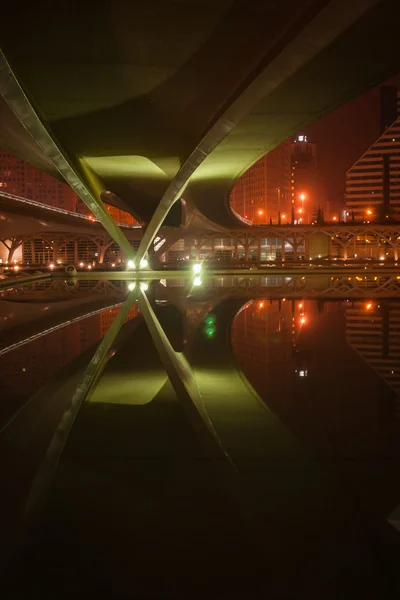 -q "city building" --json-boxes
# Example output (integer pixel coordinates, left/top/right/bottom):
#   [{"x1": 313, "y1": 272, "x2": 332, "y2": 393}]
[
  {"x1": 290, "y1": 135, "x2": 318, "y2": 224},
  {"x1": 345, "y1": 300, "x2": 400, "y2": 418},
  {"x1": 345, "y1": 88, "x2": 400, "y2": 222},
  {"x1": 229, "y1": 140, "x2": 291, "y2": 224},
  {"x1": 0, "y1": 147, "x2": 78, "y2": 211}
]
